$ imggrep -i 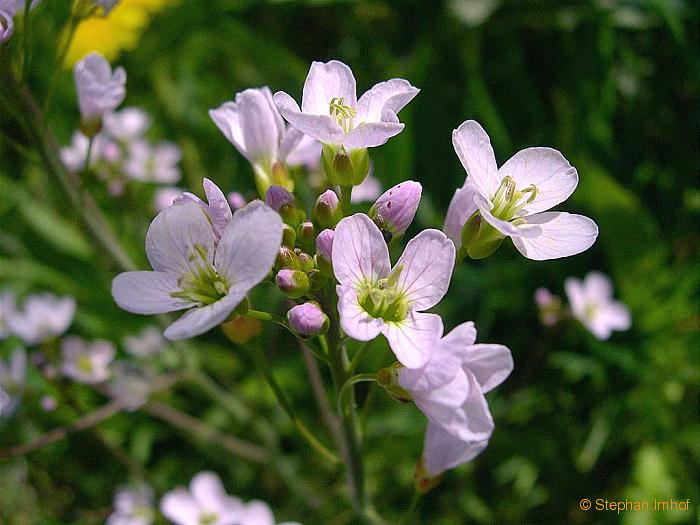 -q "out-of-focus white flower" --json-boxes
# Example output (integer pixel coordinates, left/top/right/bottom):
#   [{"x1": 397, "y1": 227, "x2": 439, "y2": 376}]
[
  {"x1": 124, "y1": 140, "x2": 182, "y2": 184},
  {"x1": 444, "y1": 120, "x2": 598, "y2": 260},
  {"x1": 178, "y1": 178, "x2": 232, "y2": 244},
  {"x1": 534, "y1": 287, "x2": 562, "y2": 327},
  {"x1": 103, "y1": 107, "x2": 150, "y2": 142},
  {"x1": 333, "y1": 213, "x2": 455, "y2": 369},
  {"x1": 210, "y1": 87, "x2": 320, "y2": 194},
  {"x1": 107, "y1": 483, "x2": 155, "y2": 525},
  {"x1": 5, "y1": 293, "x2": 76, "y2": 346},
  {"x1": 60, "y1": 131, "x2": 104, "y2": 173},
  {"x1": 40, "y1": 395, "x2": 57, "y2": 412},
  {"x1": 74, "y1": 52, "x2": 126, "y2": 124},
  {"x1": 0, "y1": 348, "x2": 26, "y2": 418},
  {"x1": 154, "y1": 187, "x2": 184, "y2": 212},
  {"x1": 274, "y1": 60, "x2": 419, "y2": 151},
  {"x1": 60, "y1": 336, "x2": 115, "y2": 384},
  {"x1": 123, "y1": 326, "x2": 166, "y2": 357},
  {"x1": 565, "y1": 271, "x2": 631, "y2": 340},
  {"x1": 227, "y1": 192, "x2": 246, "y2": 210},
  {"x1": 349, "y1": 174, "x2": 381, "y2": 204},
  {"x1": 112, "y1": 200, "x2": 282, "y2": 340},
  {"x1": 160, "y1": 472, "x2": 243, "y2": 525},
  {"x1": 107, "y1": 361, "x2": 152, "y2": 410},
  {"x1": 234, "y1": 499, "x2": 301, "y2": 525}
]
